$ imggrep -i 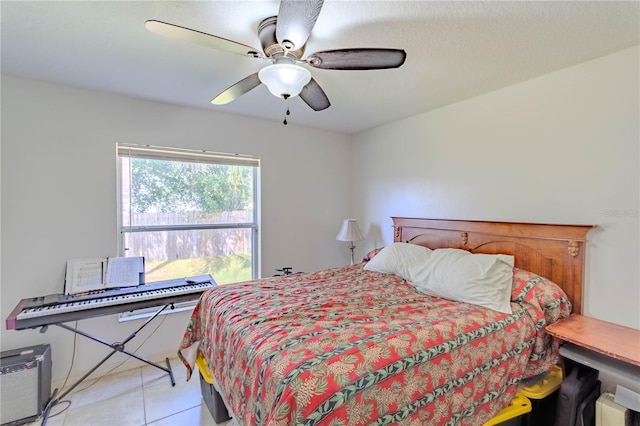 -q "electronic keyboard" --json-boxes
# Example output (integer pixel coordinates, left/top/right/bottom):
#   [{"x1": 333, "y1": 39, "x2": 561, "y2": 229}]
[{"x1": 6, "y1": 275, "x2": 216, "y2": 330}]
